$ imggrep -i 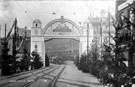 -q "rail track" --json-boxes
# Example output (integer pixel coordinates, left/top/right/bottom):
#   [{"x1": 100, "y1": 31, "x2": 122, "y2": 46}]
[
  {"x1": 0, "y1": 65, "x2": 55, "y2": 81},
  {"x1": 0, "y1": 65, "x2": 59, "y2": 87},
  {"x1": 50, "y1": 66, "x2": 65, "y2": 87},
  {"x1": 21, "y1": 66, "x2": 60, "y2": 87}
]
